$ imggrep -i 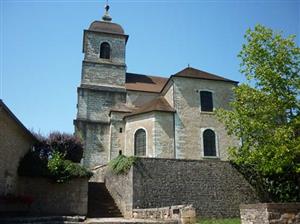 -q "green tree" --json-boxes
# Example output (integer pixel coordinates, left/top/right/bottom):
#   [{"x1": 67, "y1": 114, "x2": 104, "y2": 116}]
[{"x1": 217, "y1": 25, "x2": 300, "y2": 202}]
